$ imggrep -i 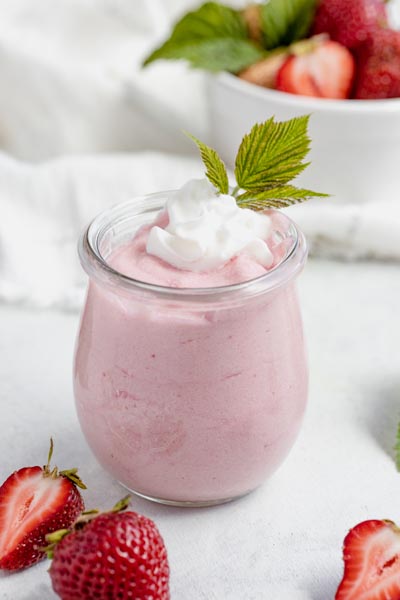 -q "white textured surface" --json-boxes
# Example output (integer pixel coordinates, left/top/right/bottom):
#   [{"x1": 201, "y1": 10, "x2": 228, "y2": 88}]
[{"x1": 1, "y1": 259, "x2": 400, "y2": 599}]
